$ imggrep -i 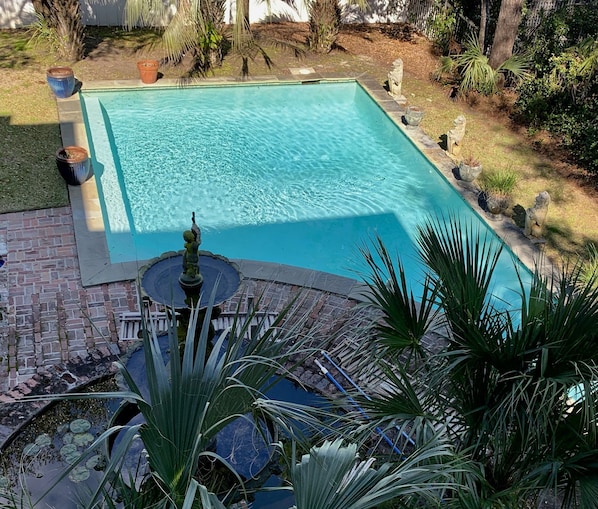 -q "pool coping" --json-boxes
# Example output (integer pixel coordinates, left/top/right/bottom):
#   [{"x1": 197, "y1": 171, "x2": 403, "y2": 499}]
[{"x1": 56, "y1": 71, "x2": 546, "y2": 293}]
